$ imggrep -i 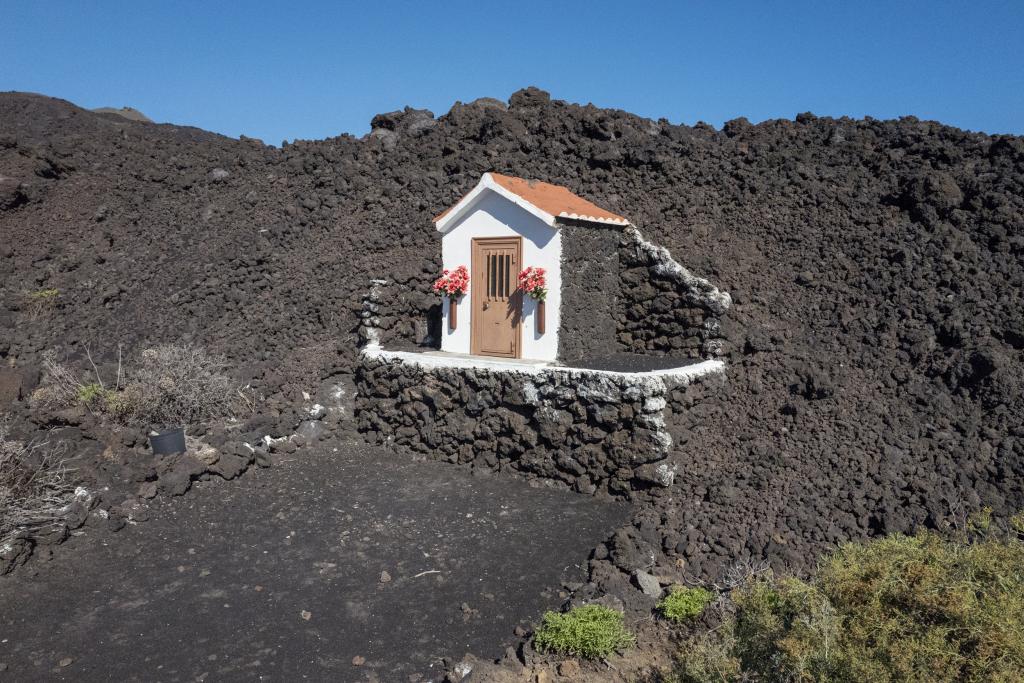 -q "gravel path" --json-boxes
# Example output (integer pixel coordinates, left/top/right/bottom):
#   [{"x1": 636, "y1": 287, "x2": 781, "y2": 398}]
[{"x1": 0, "y1": 443, "x2": 629, "y2": 682}]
